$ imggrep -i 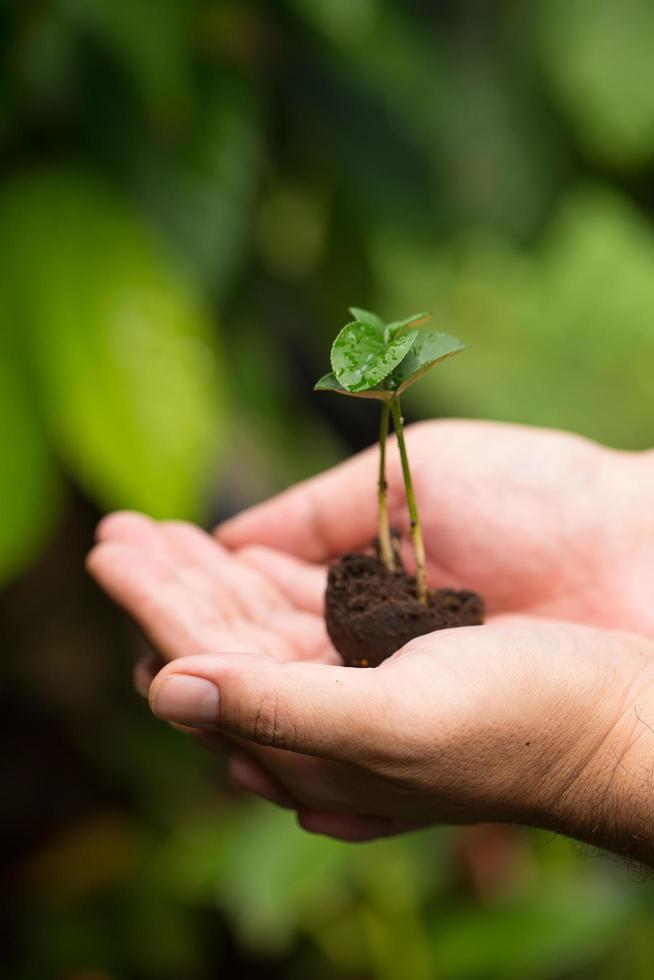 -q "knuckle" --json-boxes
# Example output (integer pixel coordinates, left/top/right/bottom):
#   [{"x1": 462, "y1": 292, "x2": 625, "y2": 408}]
[{"x1": 248, "y1": 687, "x2": 296, "y2": 750}]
